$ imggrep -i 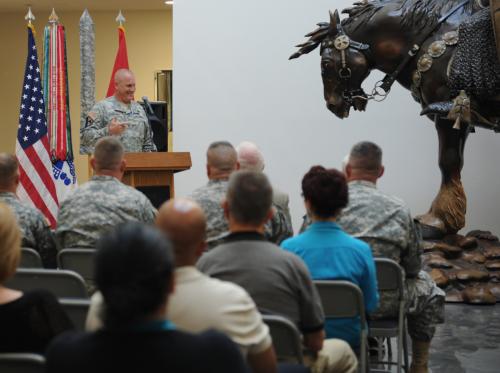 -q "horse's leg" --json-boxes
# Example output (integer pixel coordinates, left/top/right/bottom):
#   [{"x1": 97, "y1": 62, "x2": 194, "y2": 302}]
[{"x1": 417, "y1": 118, "x2": 470, "y2": 235}]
